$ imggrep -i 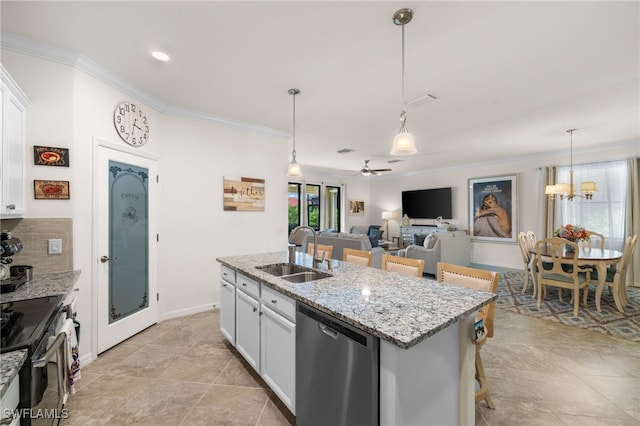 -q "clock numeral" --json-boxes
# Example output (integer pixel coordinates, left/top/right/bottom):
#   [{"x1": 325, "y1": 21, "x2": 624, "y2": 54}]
[{"x1": 131, "y1": 104, "x2": 136, "y2": 113}]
